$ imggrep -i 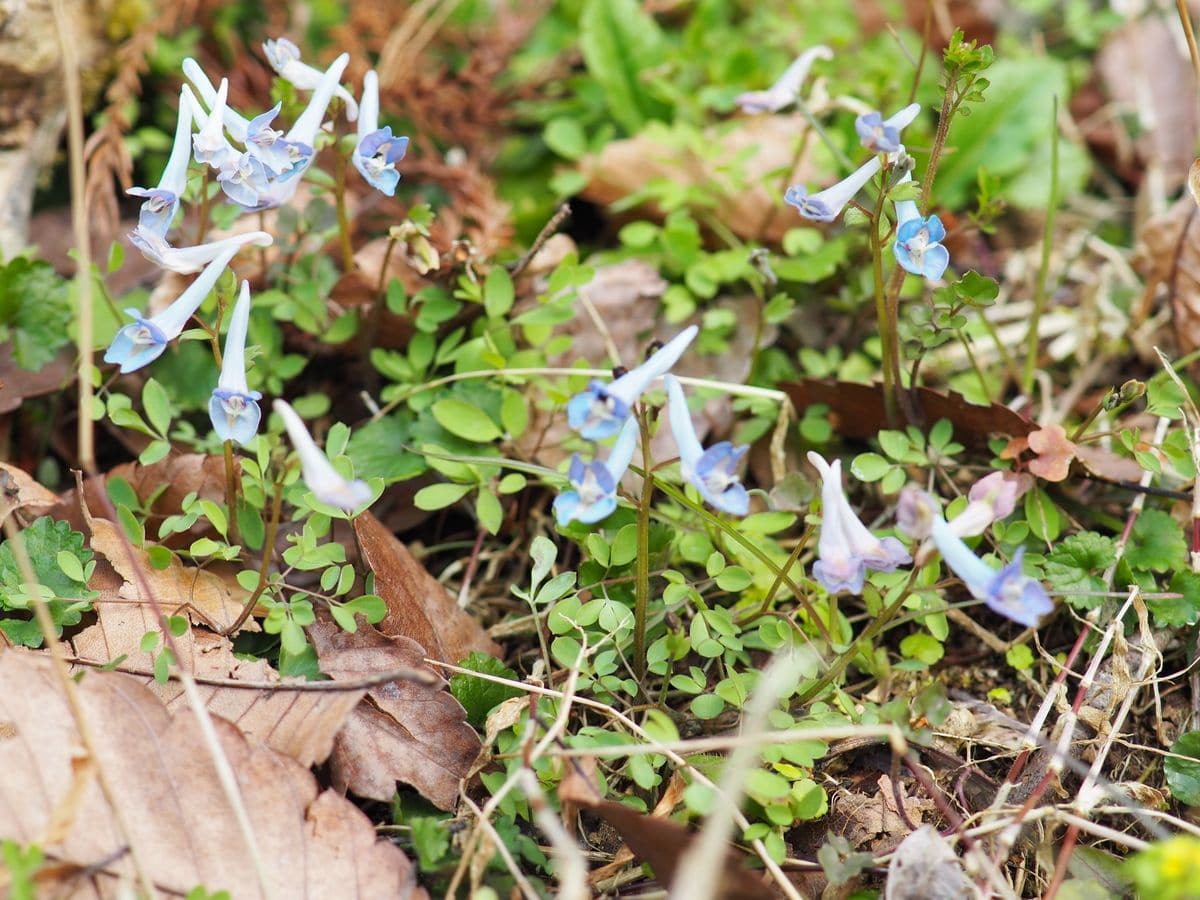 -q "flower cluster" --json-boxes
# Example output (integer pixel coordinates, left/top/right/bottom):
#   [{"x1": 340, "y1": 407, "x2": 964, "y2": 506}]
[
  {"x1": 104, "y1": 39, "x2": 400, "y2": 511},
  {"x1": 780, "y1": 88, "x2": 949, "y2": 282},
  {"x1": 808, "y1": 456, "x2": 1054, "y2": 628},
  {"x1": 557, "y1": 326, "x2": 749, "y2": 525}
]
